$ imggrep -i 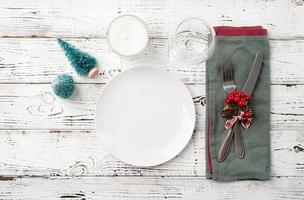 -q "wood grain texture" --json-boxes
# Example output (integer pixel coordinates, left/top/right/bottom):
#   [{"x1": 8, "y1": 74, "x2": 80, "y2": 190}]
[
  {"x1": 0, "y1": 129, "x2": 302, "y2": 177},
  {"x1": 0, "y1": 177, "x2": 303, "y2": 200},
  {"x1": 0, "y1": 0, "x2": 304, "y2": 39},
  {"x1": 0, "y1": 84, "x2": 303, "y2": 130},
  {"x1": 0, "y1": 129, "x2": 203, "y2": 177},
  {"x1": 0, "y1": 0, "x2": 304, "y2": 198},
  {"x1": 0, "y1": 38, "x2": 304, "y2": 84}
]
